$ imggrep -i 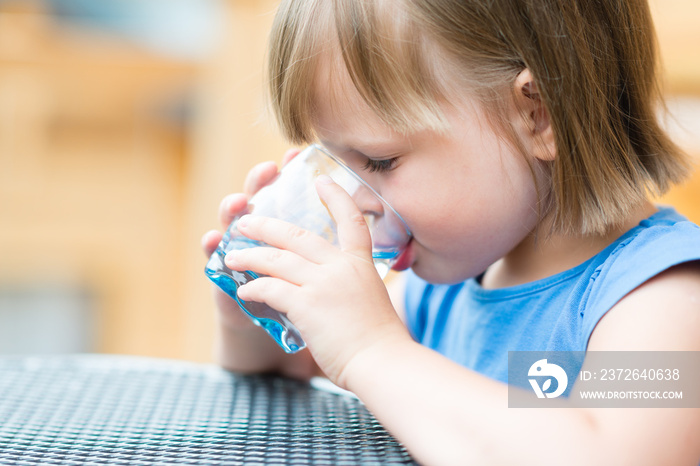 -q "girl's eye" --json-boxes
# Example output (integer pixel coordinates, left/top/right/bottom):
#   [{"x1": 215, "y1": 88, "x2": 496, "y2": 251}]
[{"x1": 362, "y1": 157, "x2": 398, "y2": 173}]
